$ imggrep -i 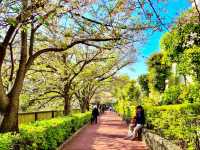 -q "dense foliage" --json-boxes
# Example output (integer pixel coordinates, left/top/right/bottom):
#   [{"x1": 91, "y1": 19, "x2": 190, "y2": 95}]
[
  {"x1": 138, "y1": 74, "x2": 149, "y2": 96},
  {"x1": 127, "y1": 80, "x2": 141, "y2": 103},
  {"x1": 133, "y1": 8, "x2": 200, "y2": 106},
  {"x1": 161, "y1": 17, "x2": 200, "y2": 63},
  {"x1": 160, "y1": 85, "x2": 183, "y2": 105},
  {"x1": 160, "y1": 83, "x2": 200, "y2": 105},
  {"x1": 114, "y1": 99, "x2": 134, "y2": 120},
  {"x1": 183, "y1": 83, "x2": 200, "y2": 103},
  {"x1": 146, "y1": 103, "x2": 200, "y2": 150},
  {"x1": 147, "y1": 53, "x2": 171, "y2": 93},
  {"x1": 114, "y1": 101, "x2": 200, "y2": 149},
  {"x1": 0, "y1": 112, "x2": 91, "y2": 150},
  {"x1": 179, "y1": 46, "x2": 200, "y2": 81},
  {"x1": 1, "y1": 0, "x2": 161, "y2": 132},
  {"x1": 161, "y1": 8, "x2": 200, "y2": 83},
  {"x1": 114, "y1": 7, "x2": 200, "y2": 150}
]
